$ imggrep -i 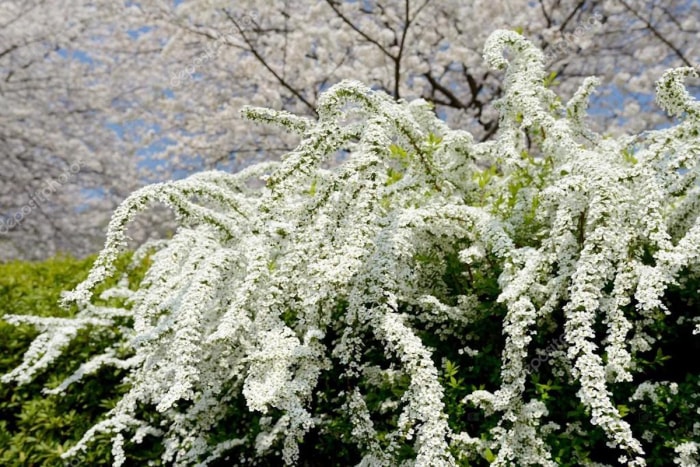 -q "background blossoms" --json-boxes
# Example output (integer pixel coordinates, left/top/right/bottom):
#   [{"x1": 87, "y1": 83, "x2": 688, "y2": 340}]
[{"x1": 0, "y1": 161, "x2": 82, "y2": 234}]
